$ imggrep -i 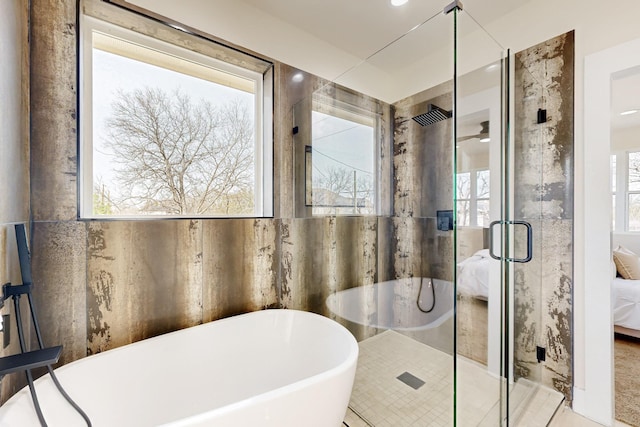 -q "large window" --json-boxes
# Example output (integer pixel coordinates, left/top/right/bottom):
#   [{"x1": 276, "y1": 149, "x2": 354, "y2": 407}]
[
  {"x1": 612, "y1": 151, "x2": 640, "y2": 231},
  {"x1": 456, "y1": 169, "x2": 490, "y2": 227},
  {"x1": 308, "y1": 99, "x2": 378, "y2": 216},
  {"x1": 80, "y1": 16, "x2": 273, "y2": 218}
]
